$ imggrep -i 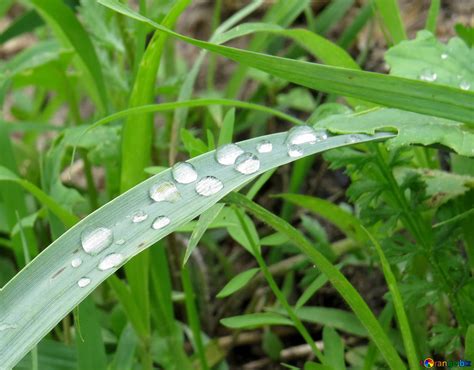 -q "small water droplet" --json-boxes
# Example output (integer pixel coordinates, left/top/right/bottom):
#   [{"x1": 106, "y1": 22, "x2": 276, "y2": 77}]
[
  {"x1": 115, "y1": 239, "x2": 125, "y2": 245},
  {"x1": 195, "y1": 176, "x2": 223, "y2": 196},
  {"x1": 98, "y1": 253, "x2": 124, "y2": 271},
  {"x1": 71, "y1": 258, "x2": 82, "y2": 268},
  {"x1": 286, "y1": 126, "x2": 318, "y2": 145},
  {"x1": 215, "y1": 144, "x2": 244, "y2": 165},
  {"x1": 287, "y1": 144, "x2": 303, "y2": 158},
  {"x1": 459, "y1": 80, "x2": 471, "y2": 90},
  {"x1": 314, "y1": 129, "x2": 328, "y2": 141},
  {"x1": 172, "y1": 162, "x2": 198, "y2": 184},
  {"x1": 149, "y1": 181, "x2": 181, "y2": 202},
  {"x1": 346, "y1": 134, "x2": 360, "y2": 144},
  {"x1": 81, "y1": 227, "x2": 113, "y2": 255},
  {"x1": 152, "y1": 216, "x2": 171, "y2": 230},
  {"x1": 132, "y1": 210, "x2": 148, "y2": 223},
  {"x1": 256, "y1": 140, "x2": 272, "y2": 153},
  {"x1": 419, "y1": 69, "x2": 437, "y2": 82},
  {"x1": 235, "y1": 153, "x2": 260, "y2": 175},
  {"x1": 0, "y1": 322, "x2": 17, "y2": 331},
  {"x1": 441, "y1": 53, "x2": 448, "y2": 60},
  {"x1": 77, "y1": 277, "x2": 91, "y2": 288}
]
